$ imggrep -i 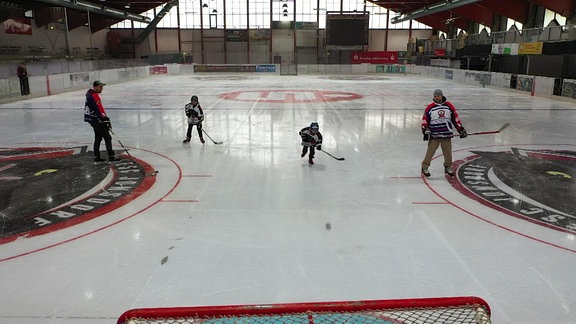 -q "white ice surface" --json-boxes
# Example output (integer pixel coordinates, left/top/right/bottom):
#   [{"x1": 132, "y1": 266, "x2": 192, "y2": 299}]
[{"x1": 1, "y1": 74, "x2": 575, "y2": 323}]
